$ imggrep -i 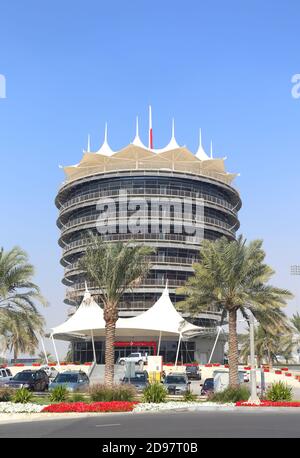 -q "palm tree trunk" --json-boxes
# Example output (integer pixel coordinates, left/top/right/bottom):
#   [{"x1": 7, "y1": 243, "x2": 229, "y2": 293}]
[
  {"x1": 228, "y1": 308, "x2": 239, "y2": 387},
  {"x1": 103, "y1": 300, "x2": 119, "y2": 386}
]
